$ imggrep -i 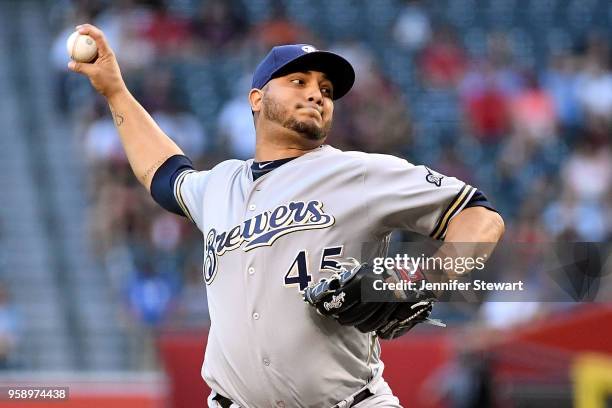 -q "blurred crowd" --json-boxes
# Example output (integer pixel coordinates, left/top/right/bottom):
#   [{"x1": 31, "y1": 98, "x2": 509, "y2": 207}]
[
  {"x1": 0, "y1": 281, "x2": 20, "y2": 370},
  {"x1": 48, "y1": 0, "x2": 611, "y2": 330}
]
